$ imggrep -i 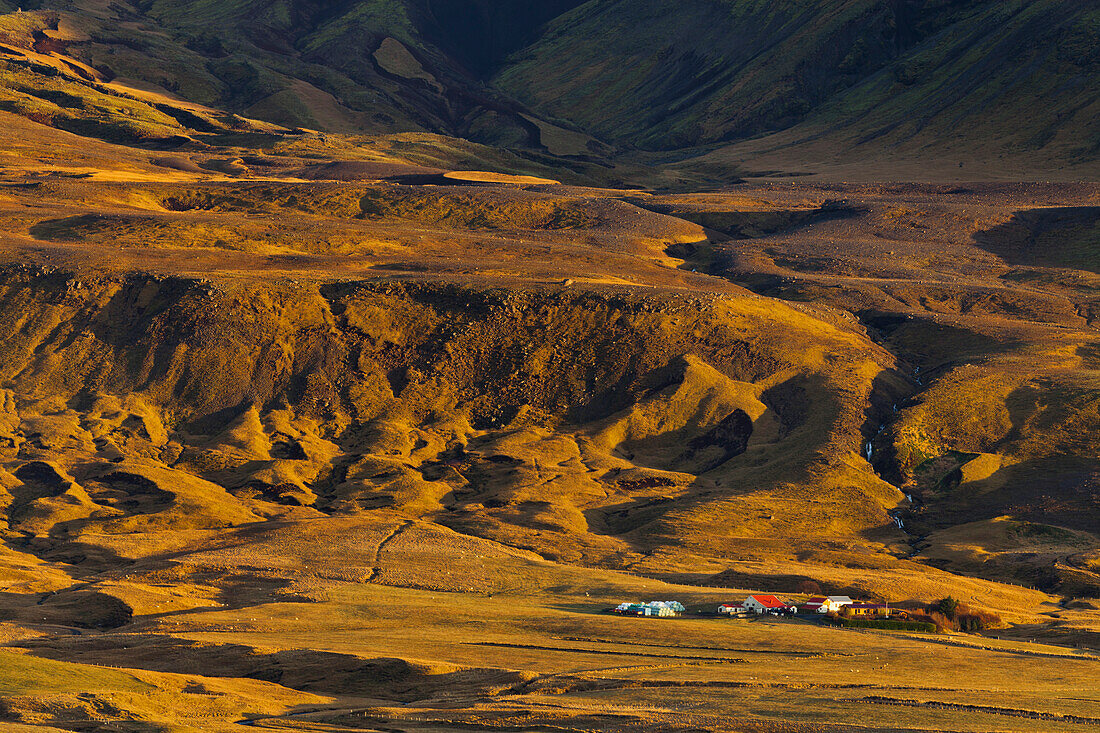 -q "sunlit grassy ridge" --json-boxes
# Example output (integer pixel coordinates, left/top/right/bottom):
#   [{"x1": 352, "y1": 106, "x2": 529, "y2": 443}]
[{"x1": 0, "y1": 60, "x2": 183, "y2": 140}]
